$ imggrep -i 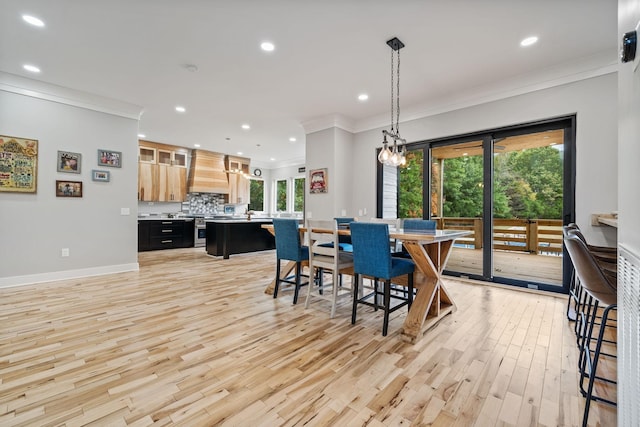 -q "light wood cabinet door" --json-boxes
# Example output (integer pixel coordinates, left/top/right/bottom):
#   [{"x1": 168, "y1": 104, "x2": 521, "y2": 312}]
[
  {"x1": 138, "y1": 162, "x2": 158, "y2": 201},
  {"x1": 157, "y1": 164, "x2": 187, "y2": 202}
]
